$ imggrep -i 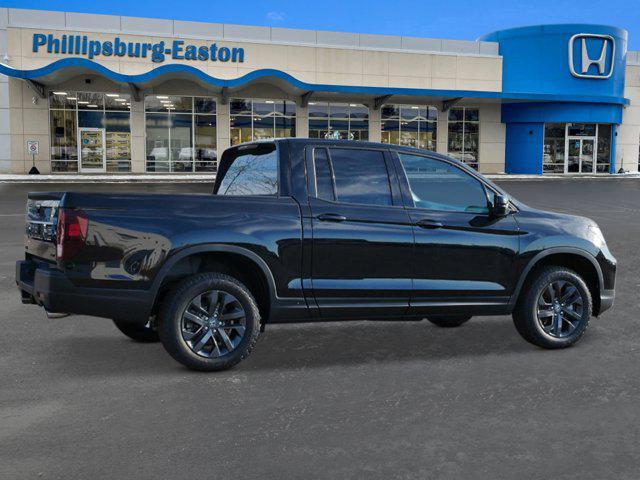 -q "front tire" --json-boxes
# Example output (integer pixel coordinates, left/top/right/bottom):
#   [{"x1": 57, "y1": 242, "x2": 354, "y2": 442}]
[
  {"x1": 113, "y1": 319, "x2": 159, "y2": 343},
  {"x1": 426, "y1": 315, "x2": 472, "y2": 328},
  {"x1": 513, "y1": 266, "x2": 592, "y2": 349},
  {"x1": 157, "y1": 273, "x2": 261, "y2": 371}
]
